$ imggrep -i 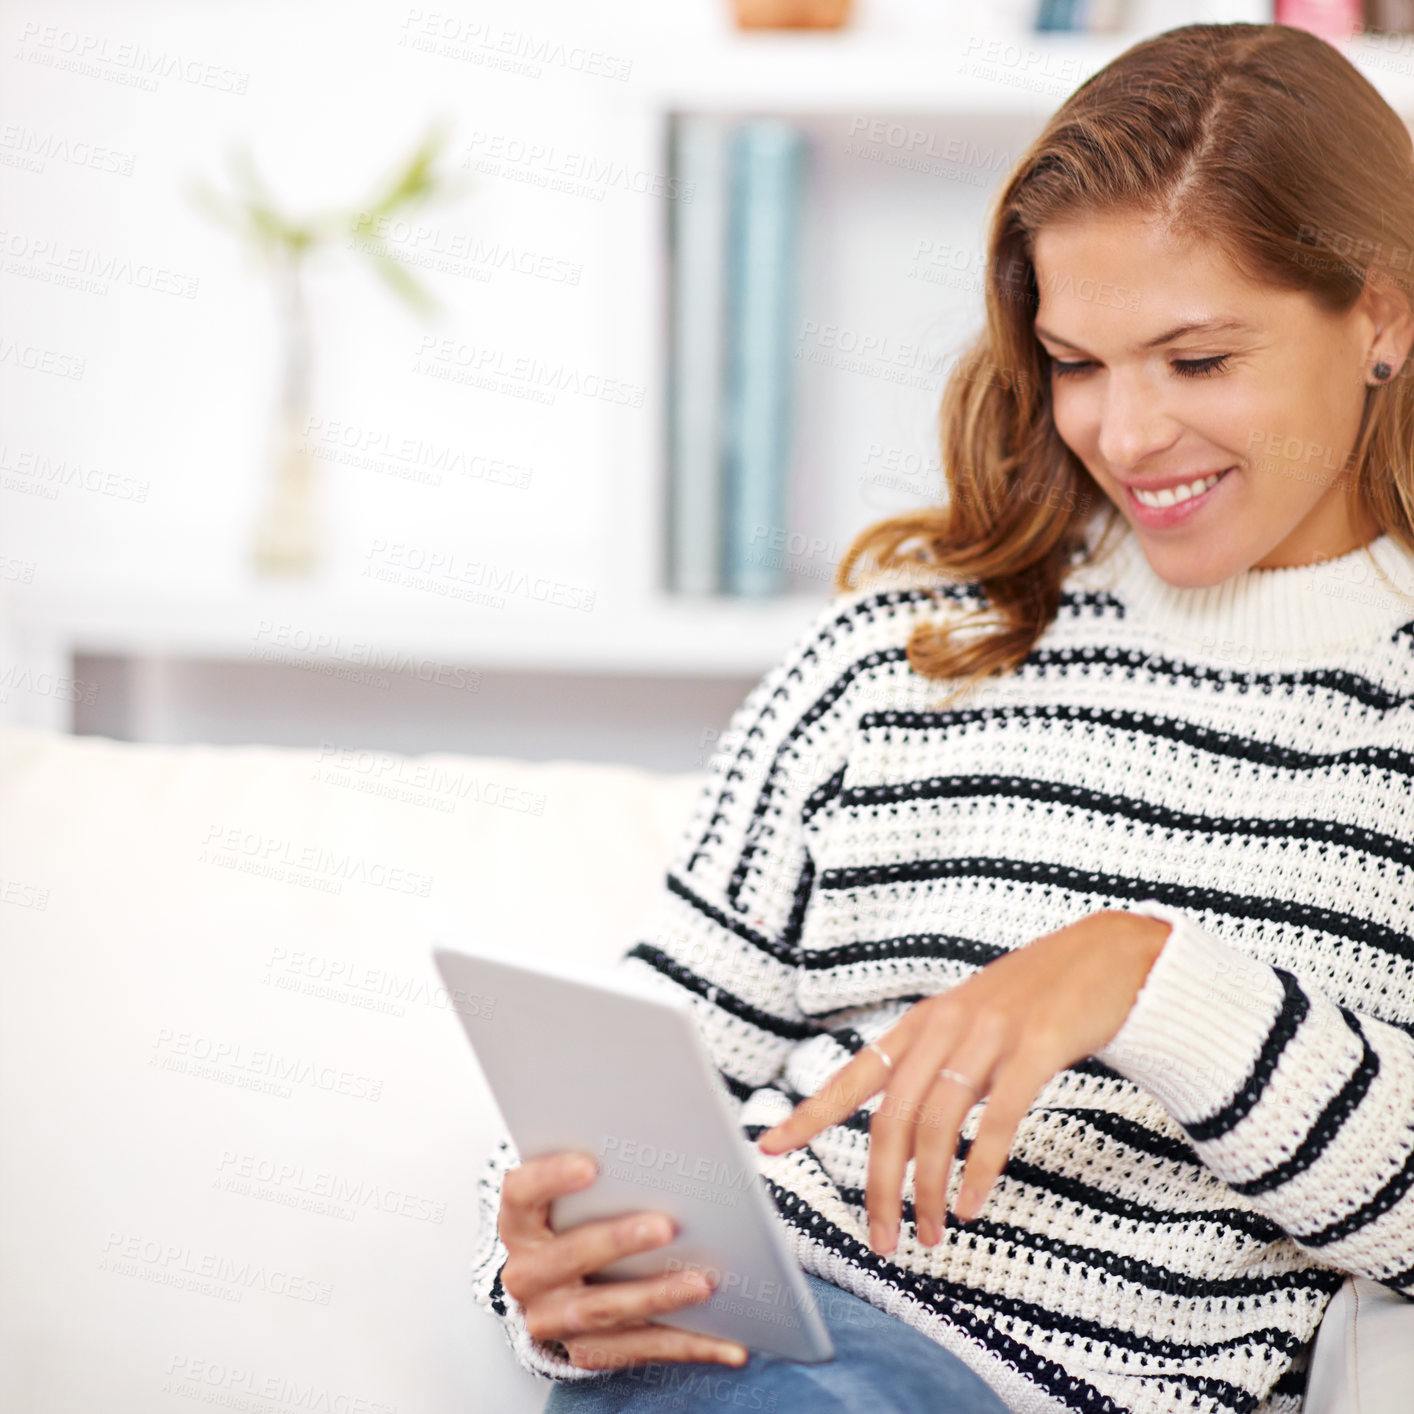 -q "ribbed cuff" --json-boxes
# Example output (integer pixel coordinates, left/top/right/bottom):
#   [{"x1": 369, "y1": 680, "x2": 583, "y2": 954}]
[
  {"x1": 1095, "y1": 899, "x2": 1287, "y2": 1125},
  {"x1": 494, "y1": 1270, "x2": 607, "y2": 1383},
  {"x1": 470, "y1": 1139, "x2": 607, "y2": 1384}
]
